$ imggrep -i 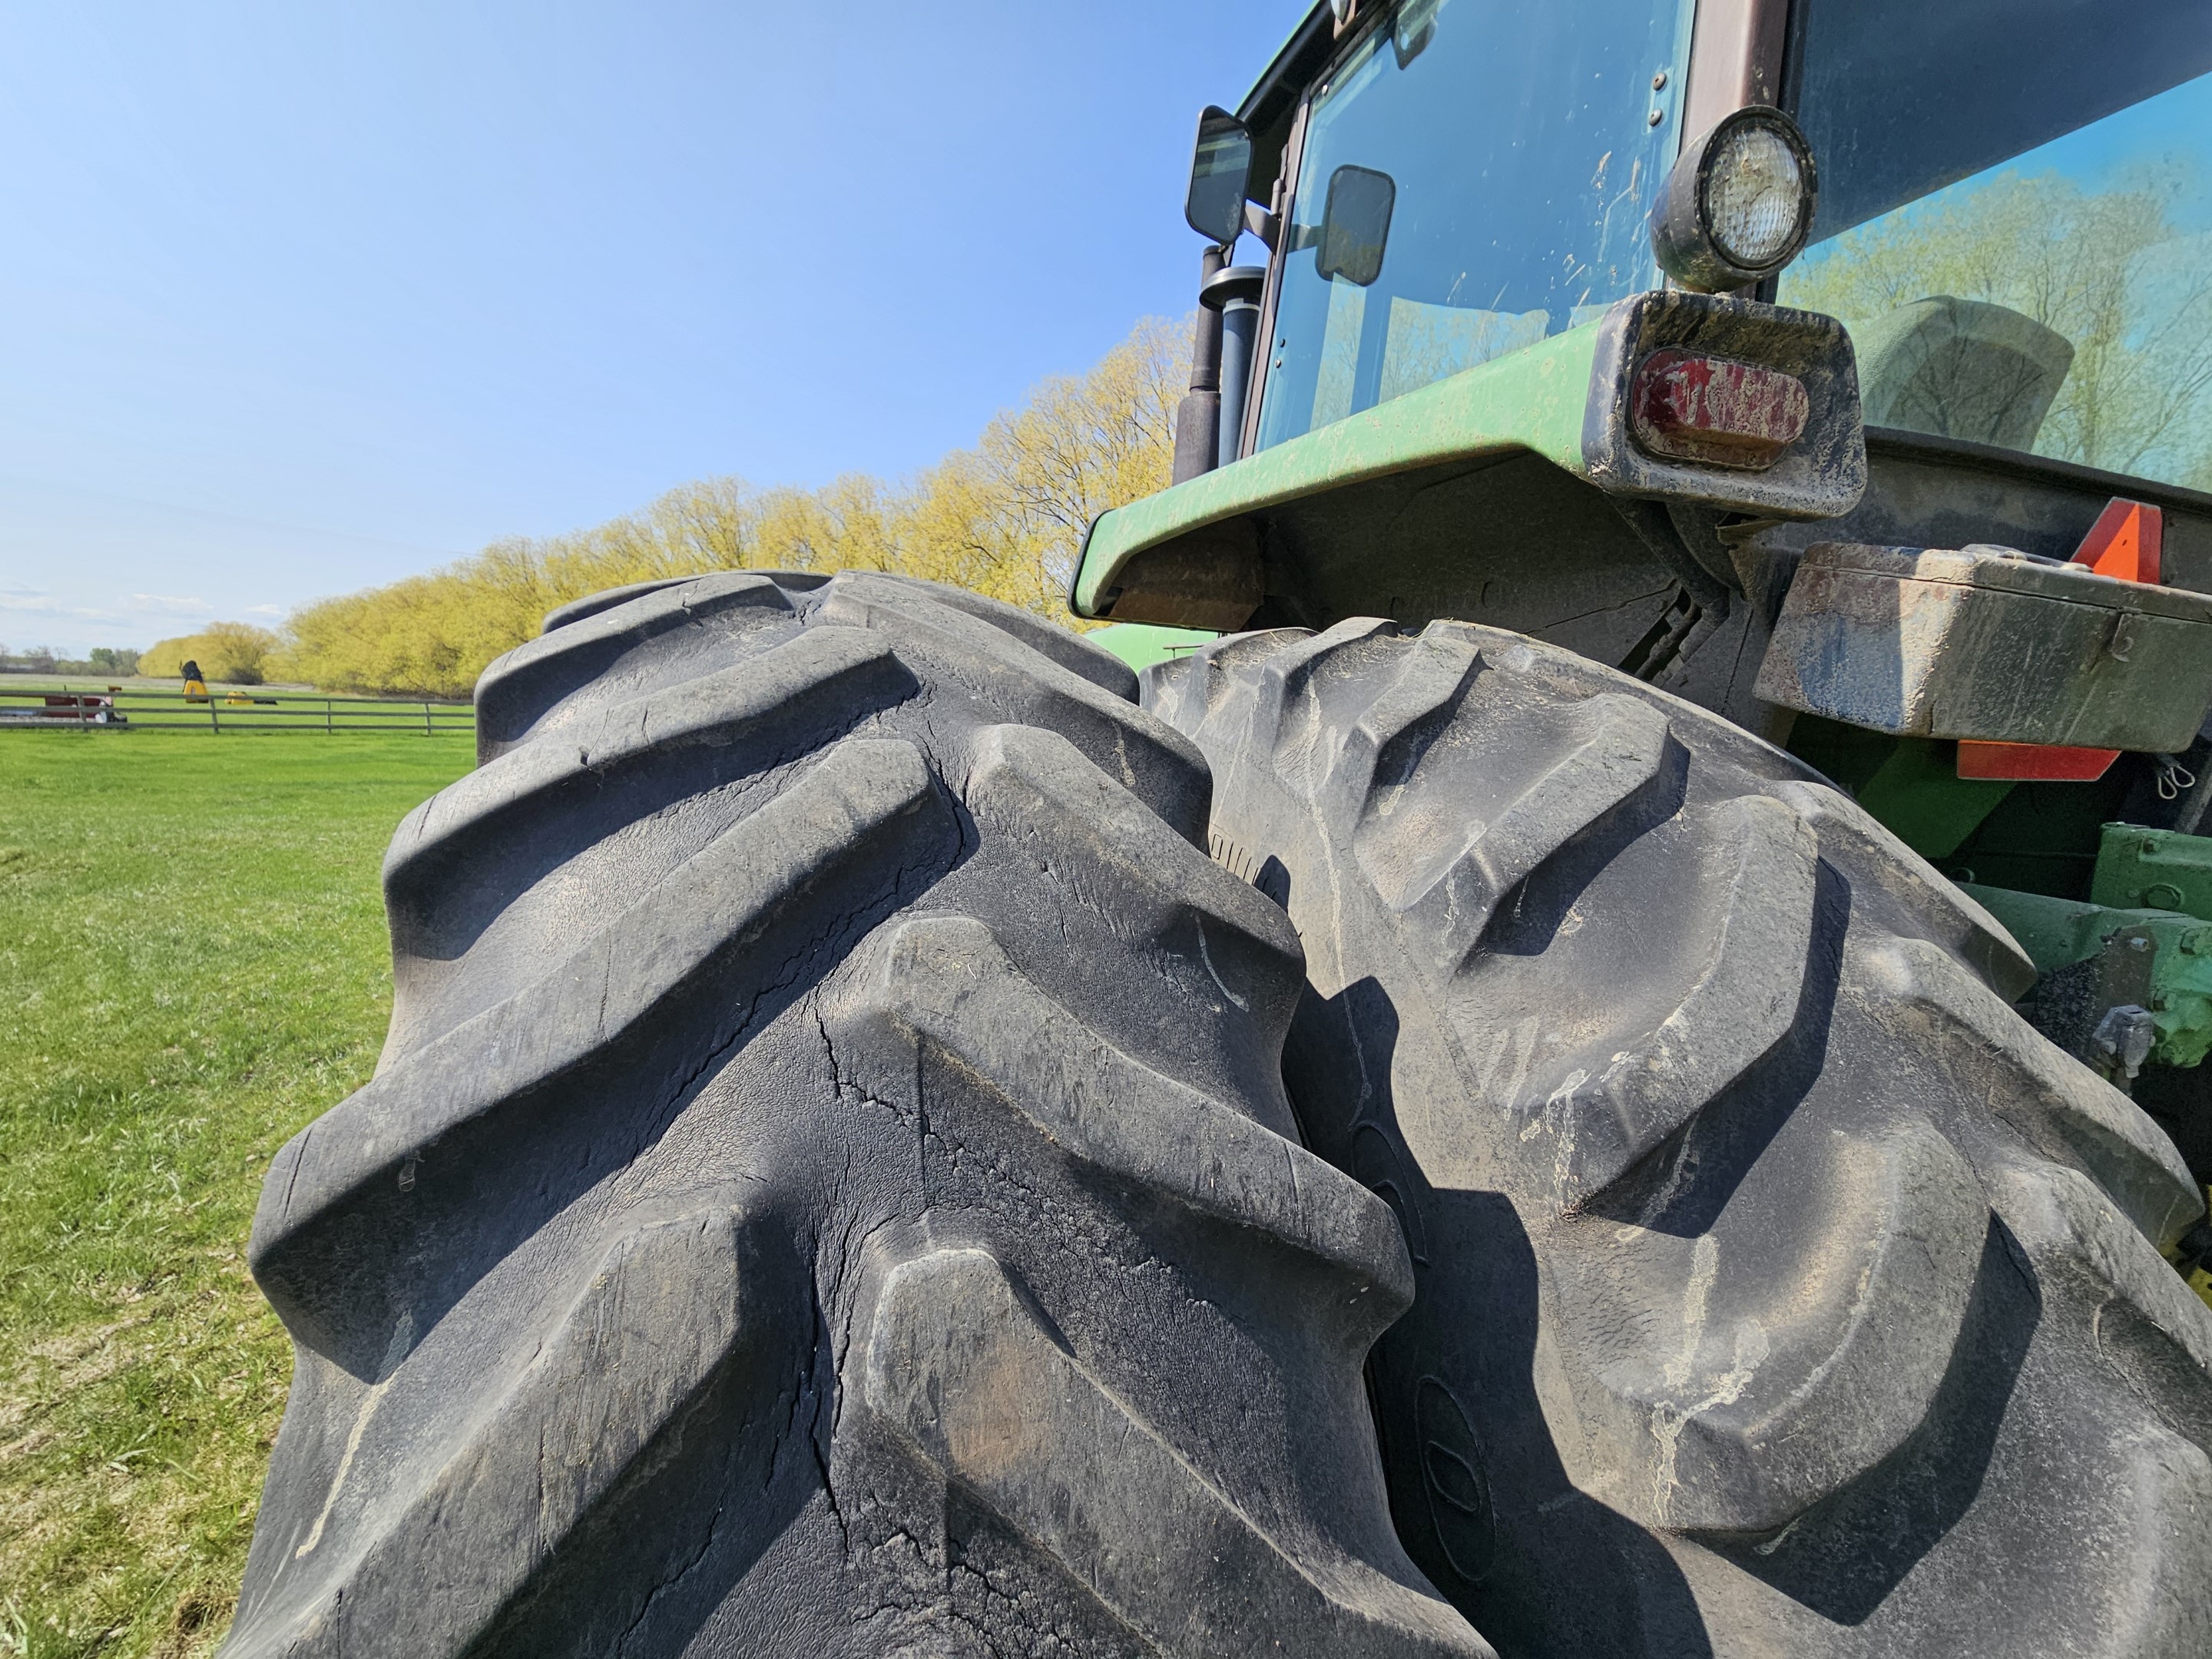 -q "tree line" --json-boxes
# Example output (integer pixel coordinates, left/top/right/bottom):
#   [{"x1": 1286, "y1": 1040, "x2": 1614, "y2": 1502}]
[
  {"x1": 133, "y1": 319, "x2": 1184, "y2": 700},
  {"x1": 0, "y1": 645, "x2": 141, "y2": 676}
]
